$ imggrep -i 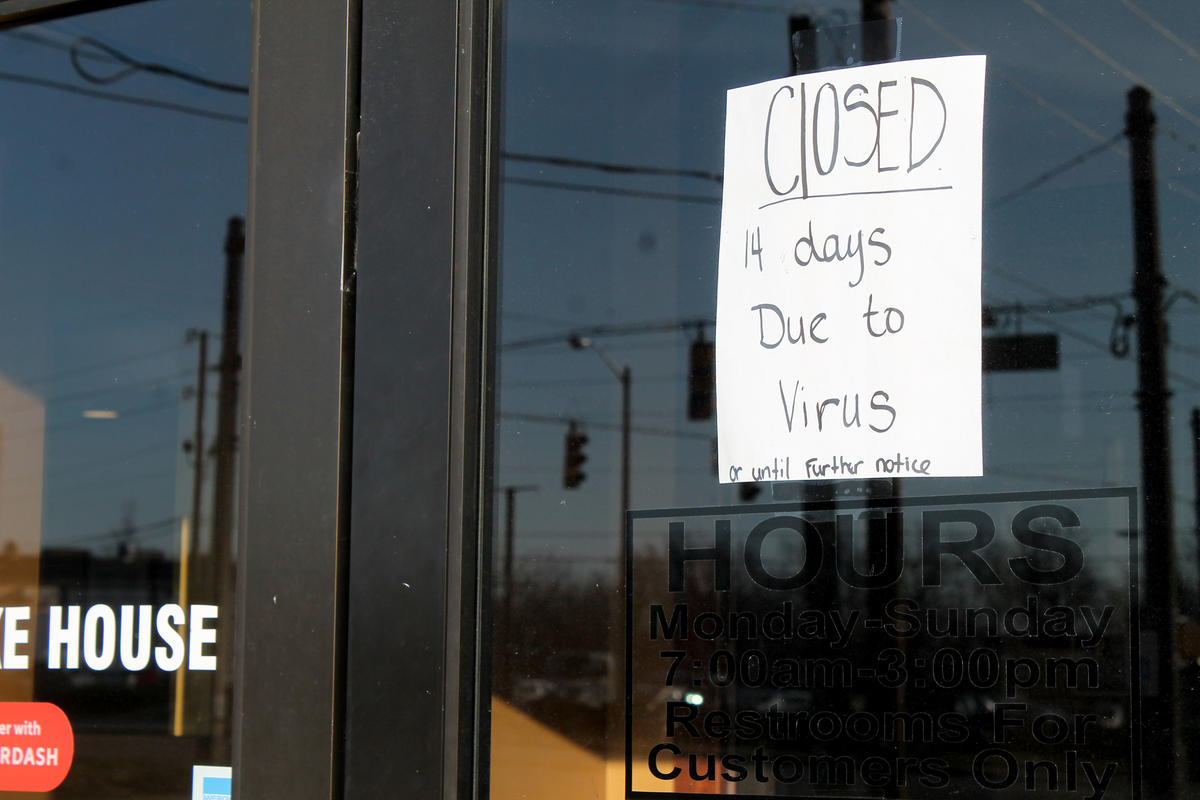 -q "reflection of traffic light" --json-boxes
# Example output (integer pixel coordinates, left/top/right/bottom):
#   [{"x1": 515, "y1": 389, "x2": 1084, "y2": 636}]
[
  {"x1": 564, "y1": 422, "x2": 588, "y2": 489},
  {"x1": 688, "y1": 334, "x2": 715, "y2": 421}
]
